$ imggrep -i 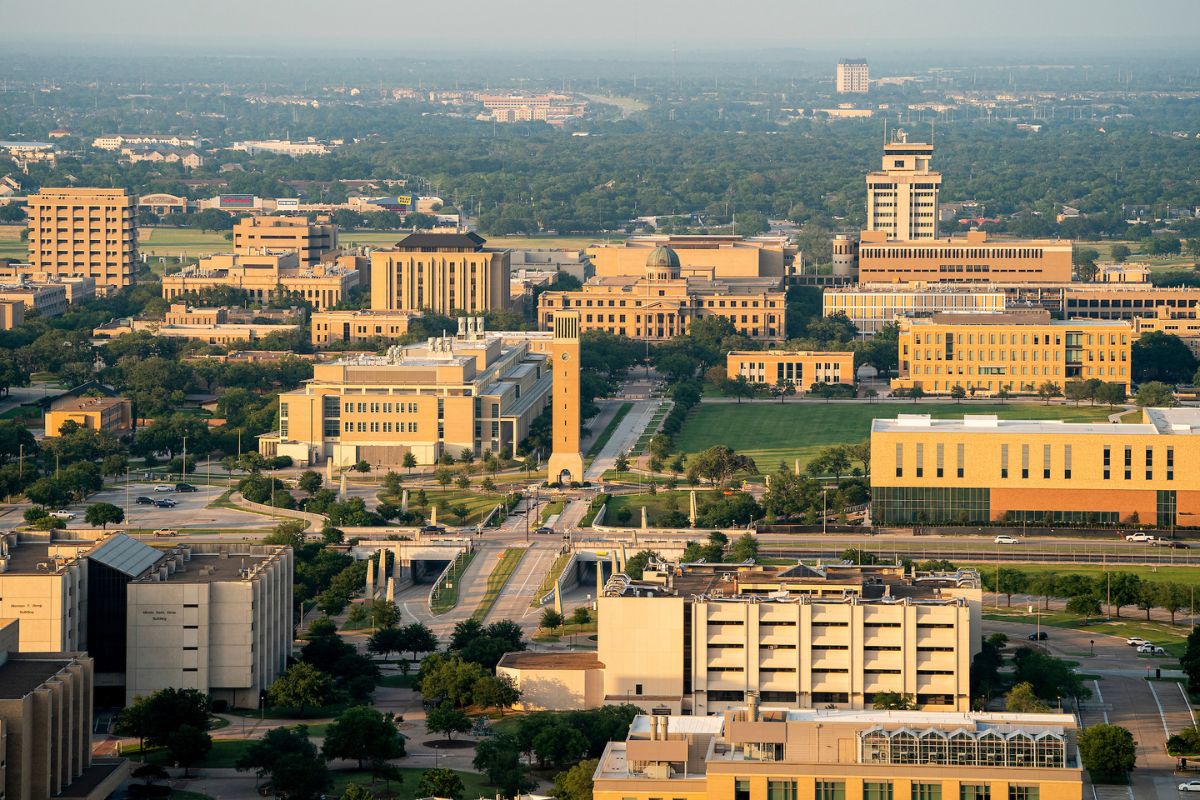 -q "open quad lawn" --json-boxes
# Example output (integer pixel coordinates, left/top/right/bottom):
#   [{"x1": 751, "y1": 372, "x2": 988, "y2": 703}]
[
  {"x1": 386, "y1": 488, "x2": 508, "y2": 526},
  {"x1": 675, "y1": 402, "x2": 1115, "y2": 473},
  {"x1": 960, "y1": 562, "x2": 1200, "y2": 586}
]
